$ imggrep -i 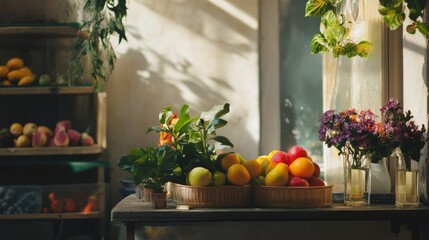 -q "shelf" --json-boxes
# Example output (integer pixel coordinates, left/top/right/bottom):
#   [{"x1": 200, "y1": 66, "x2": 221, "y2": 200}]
[
  {"x1": 0, "y1": 211, "x2": 101, "y2": 220},
  {"x1": 0, "y1": 145, "x2": 103, "y2": 156},
  {"x1": 0, "y1": 85, "x2": 95, "y2": 95},
  {"x1": 0, "y1": 23, "x2": 79, "y2": 37}
]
